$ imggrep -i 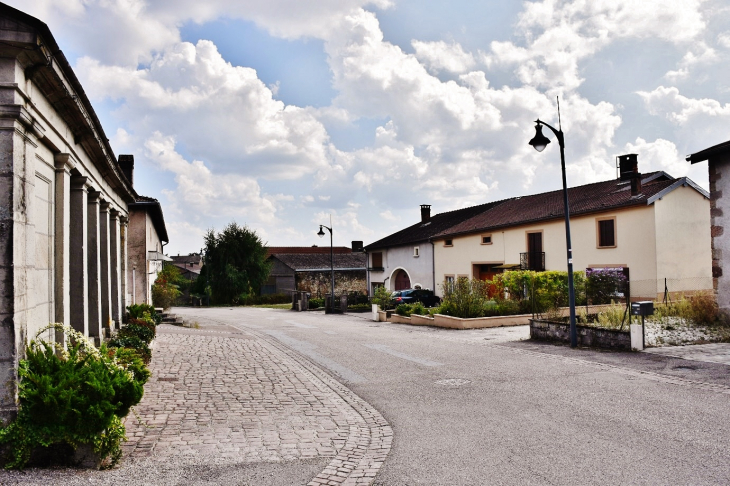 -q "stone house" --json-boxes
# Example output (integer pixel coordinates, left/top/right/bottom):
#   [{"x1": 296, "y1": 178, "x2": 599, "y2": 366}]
[
  {"x1": 687, "y1": 139, "x2": 730, "y2": 312},
  {"x1": 267, "y1": 253, "x2": 367, "y2": 297},
  {"x1": 433, "y1": 155, "x2": 711, "y2": 299},
  {"x1": 0, "y1": 4, "x2": 150, "y2": 421},
  {"x1": 127, "y1": 190, "x2": 170, "y2": 307}
]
